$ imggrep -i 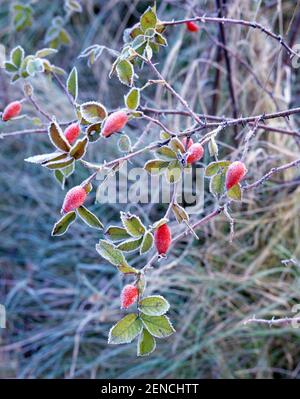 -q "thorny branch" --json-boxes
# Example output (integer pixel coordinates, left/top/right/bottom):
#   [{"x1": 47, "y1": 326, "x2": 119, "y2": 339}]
[{"x1": 162, "y1": 15, "x2": 300, "y2": 60}]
